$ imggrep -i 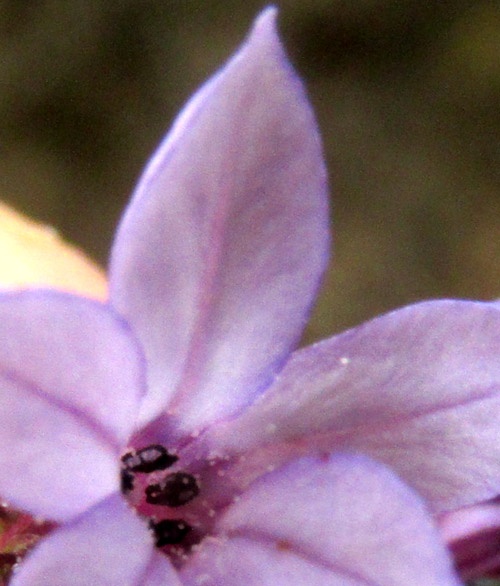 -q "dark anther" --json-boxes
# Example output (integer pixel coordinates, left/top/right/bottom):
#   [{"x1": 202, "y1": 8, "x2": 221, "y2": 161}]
[
  {"x1": 149, "y1": 519, "x2": 192, "y2": 547},
  {"x1": 120, "y1": 469, "x2": 134, "y2": 494},
  {"x1": 121, "y1": 445, "x2": 178, "y2": 474},
  {"x1": 145, "y1": 472, "x2": 200, "y2": 507}
]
